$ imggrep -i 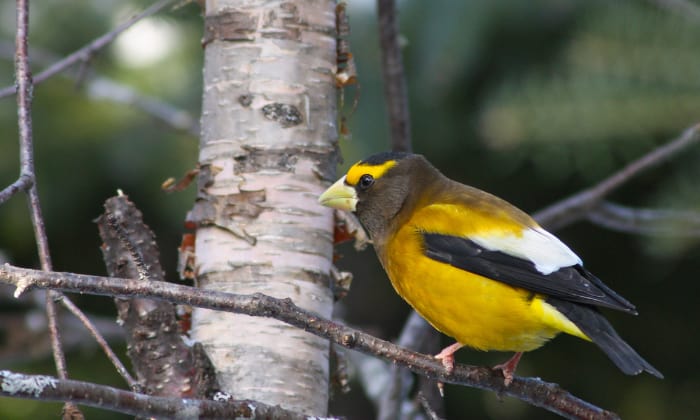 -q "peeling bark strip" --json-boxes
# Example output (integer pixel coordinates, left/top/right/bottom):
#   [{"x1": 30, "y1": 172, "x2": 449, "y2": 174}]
[
  {"x1": 196, "y1": 0, "x2": 339, "y2": 415},
  {"x1": 203, "y1": 10, "x2": 257, "y2": 44},
  {"x1": 97, "y1": 194, "x2": 219, "y2": 398},
  {"x1": 233, "y1": 146, "x2": 337, "y2": 176},
  {"x1": 202, "y1": 4, "x2": 313, "y2": 45}
]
